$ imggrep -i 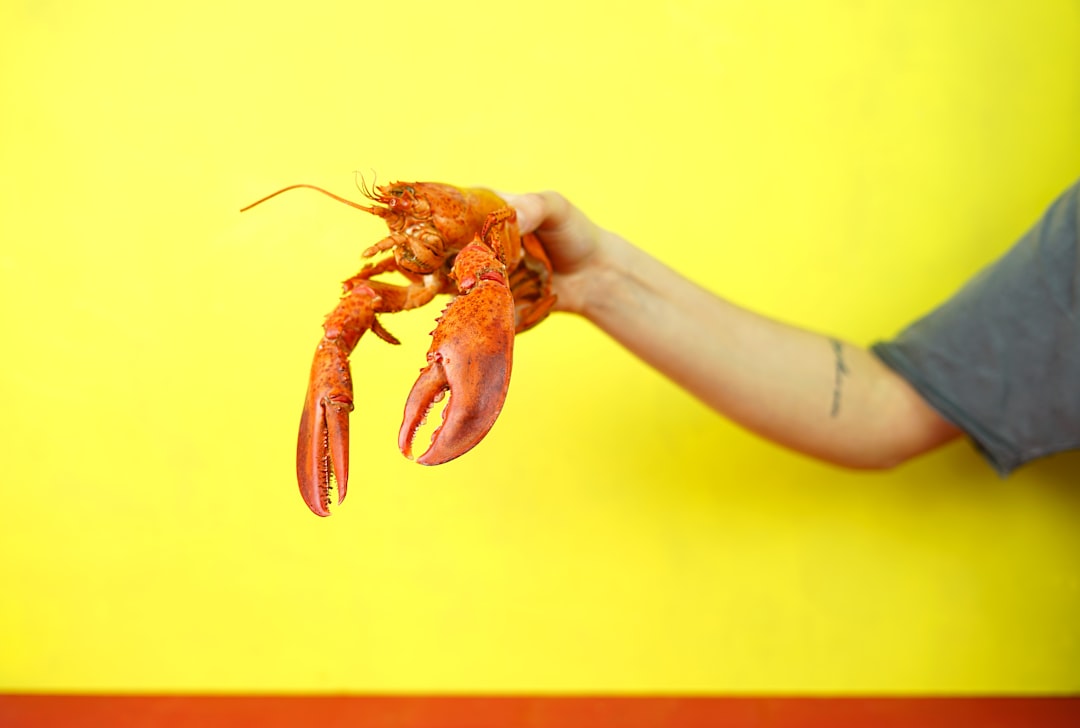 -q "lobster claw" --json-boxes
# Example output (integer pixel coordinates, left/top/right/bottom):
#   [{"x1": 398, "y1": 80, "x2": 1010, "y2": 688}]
[
  {"x1": 296, "y1": 284, "x2": 384, "y2": 517},
  {"x1": 296, "y1": 342, "x2": 353, "y2": 516},
  {"x1": 399, "y1": 238, "x2": 515, "y2": 465}
]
